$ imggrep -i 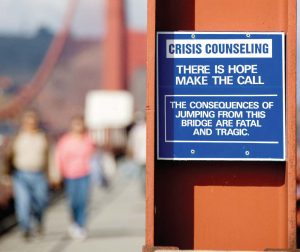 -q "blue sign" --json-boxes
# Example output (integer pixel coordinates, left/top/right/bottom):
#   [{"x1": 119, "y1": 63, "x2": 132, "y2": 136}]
[{"x1": 157, "y1": 32, "x2": 285, "y2": 160}]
